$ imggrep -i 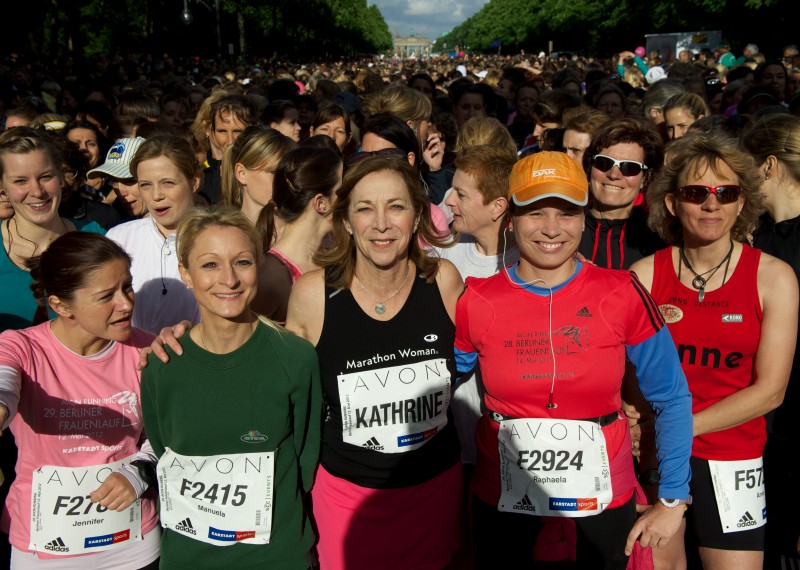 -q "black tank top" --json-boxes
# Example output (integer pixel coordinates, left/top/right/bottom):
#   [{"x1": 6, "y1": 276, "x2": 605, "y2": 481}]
[{"x1": 316, "y1": 271, "x2": 460, "y2": 488}]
